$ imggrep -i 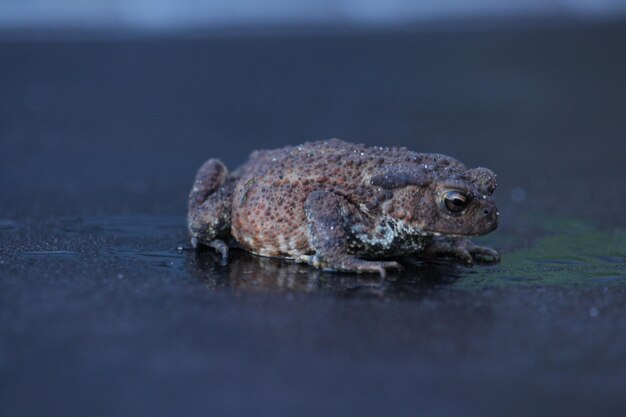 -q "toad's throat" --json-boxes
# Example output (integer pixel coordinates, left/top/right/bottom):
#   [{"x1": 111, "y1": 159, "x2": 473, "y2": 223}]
[{"x1": 349, "y1": 216, "x2": 432, "y2": 256}]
